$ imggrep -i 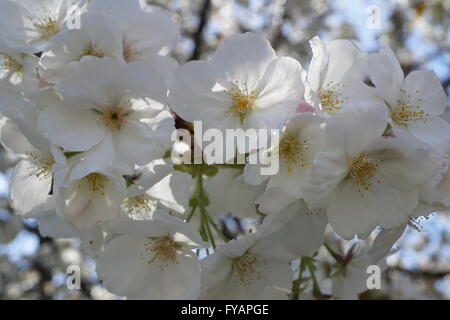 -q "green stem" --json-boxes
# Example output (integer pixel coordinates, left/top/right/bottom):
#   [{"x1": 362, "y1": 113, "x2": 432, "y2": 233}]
[
  {"x1": 306, "y1": 260, "x2": 321, "y2": 297},
  {"x1": 291, "y1": 258, "x2": 306, "y2": 300},
  {"x1": 186, "y1": 205, "x2": 197, "y2": 222},
  {"x1": 205, "y1": 210, "x2": 228, "y2": 242},
  {"x1": 201, "y1": 207, "x2": 216, "y2": 249},
  {"x1": 187, "y1": 165, "x2": 229, "y2": 251}
]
